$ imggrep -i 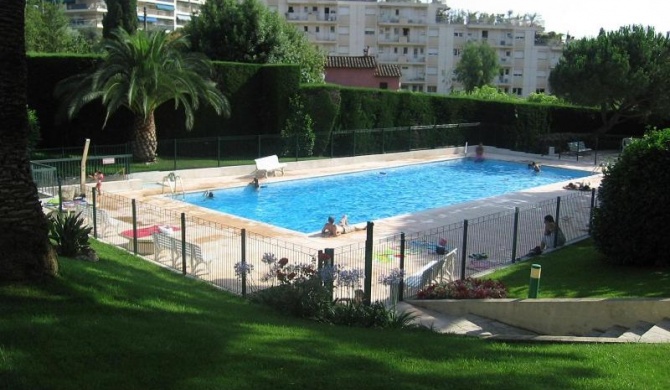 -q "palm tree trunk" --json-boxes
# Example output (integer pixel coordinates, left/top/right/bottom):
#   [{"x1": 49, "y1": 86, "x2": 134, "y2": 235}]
[
  {"x1": 0, "y1": 0, "x2": 59, "y2": 281},
  {"x1": 131, "y1": 112, "x2": 158, "y2": 163}
]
